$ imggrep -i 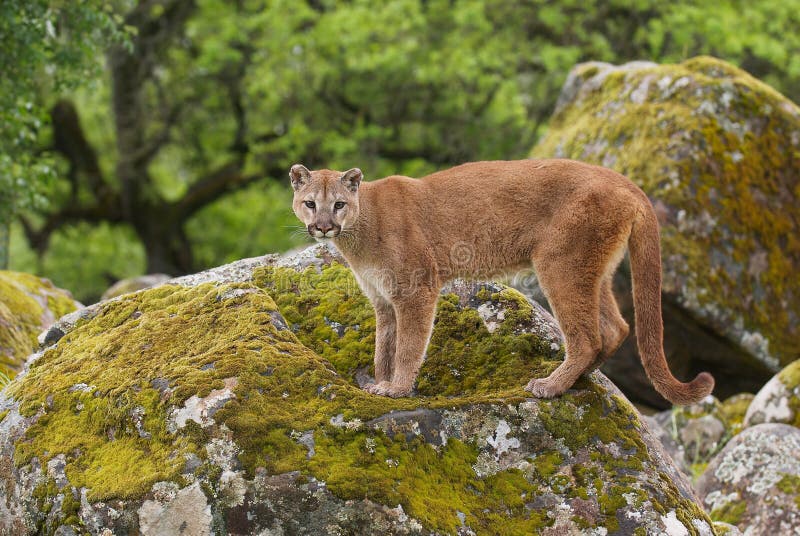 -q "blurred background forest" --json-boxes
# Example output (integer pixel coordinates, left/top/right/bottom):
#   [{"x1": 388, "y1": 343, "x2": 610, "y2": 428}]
[{"x1": 3, "y1": 0, "x2": 800, "y2": 303}]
